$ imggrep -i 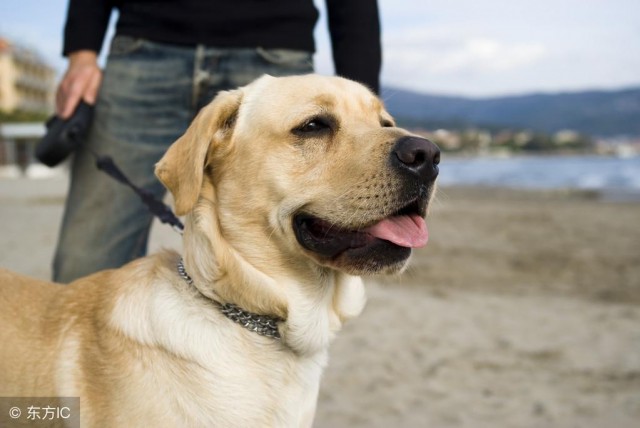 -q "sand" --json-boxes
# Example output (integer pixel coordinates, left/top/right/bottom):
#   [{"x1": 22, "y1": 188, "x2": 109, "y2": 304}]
[{"x1": 1, "y1": 176, "x2": 639, "y2": 427}]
